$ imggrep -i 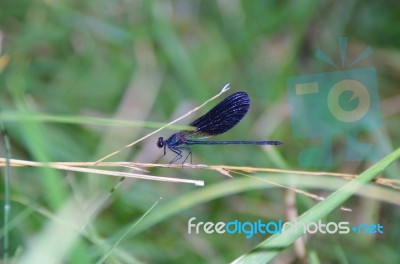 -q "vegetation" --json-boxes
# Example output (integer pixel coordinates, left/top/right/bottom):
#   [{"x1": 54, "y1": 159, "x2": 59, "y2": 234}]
[{"x1": 1, "y1": 1, "x2": 399, "y2": 263}]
